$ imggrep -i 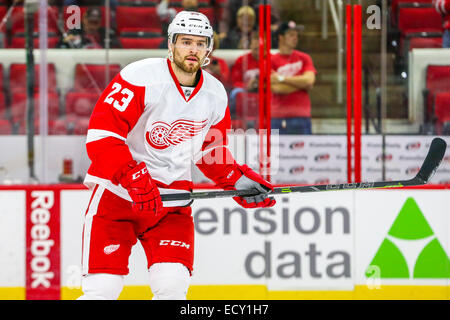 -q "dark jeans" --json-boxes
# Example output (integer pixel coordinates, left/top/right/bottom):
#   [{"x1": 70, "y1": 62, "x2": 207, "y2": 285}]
[
  {"x1": 271, "y1": 117, "x2": 312, "y2": 135},
  {"x1": 443, "y1": 30, "x2": 450, "y2": 48}
]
